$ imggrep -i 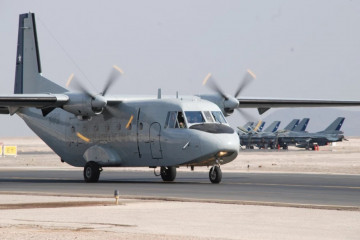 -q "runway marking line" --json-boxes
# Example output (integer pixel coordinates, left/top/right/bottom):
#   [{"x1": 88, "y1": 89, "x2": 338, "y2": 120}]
[{"x1": 227, "y1": 182, "x2": 360, "y2": 190}]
